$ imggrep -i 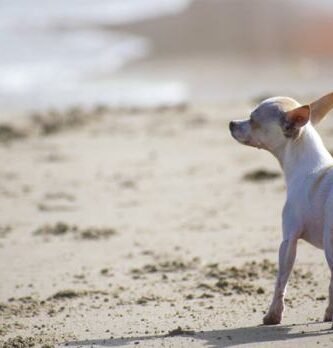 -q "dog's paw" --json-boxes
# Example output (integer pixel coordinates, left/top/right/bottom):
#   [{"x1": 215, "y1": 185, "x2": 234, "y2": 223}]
[
  {"x1": 324, "y1": 308, "x2": 332, "y2": 322},
  {"x1": 263, "y1": 311, "x2": 282, "y2": 325}
]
